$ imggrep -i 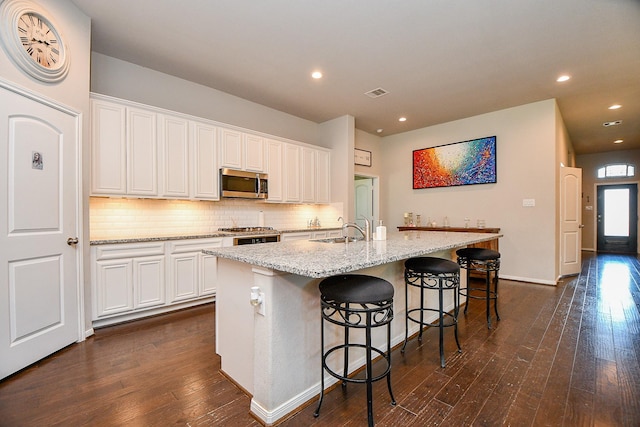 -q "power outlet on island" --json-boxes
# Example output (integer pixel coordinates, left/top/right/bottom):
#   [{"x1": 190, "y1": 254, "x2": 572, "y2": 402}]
[{"x1": 257, "y1": 292, "x2": 266, "y2": 316}]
